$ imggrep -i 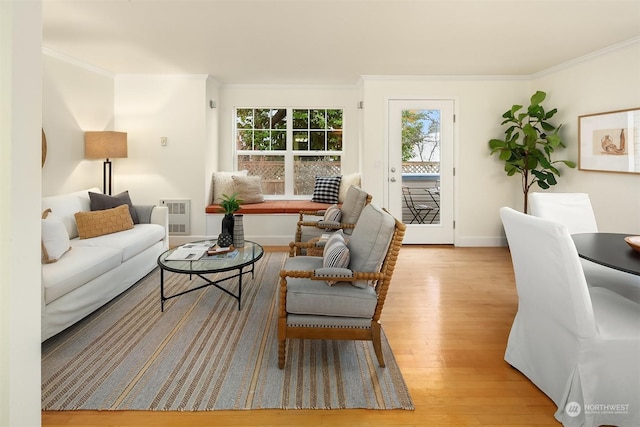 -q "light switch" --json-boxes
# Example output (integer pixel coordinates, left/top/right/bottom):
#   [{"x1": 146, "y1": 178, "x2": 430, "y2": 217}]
[{"x1": 160, "y1": 137, "x2": 167, "y2": 146}]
